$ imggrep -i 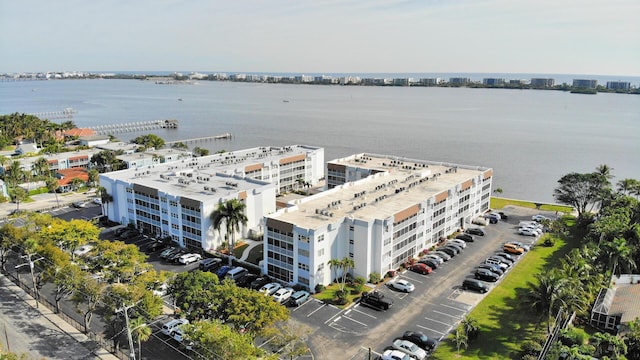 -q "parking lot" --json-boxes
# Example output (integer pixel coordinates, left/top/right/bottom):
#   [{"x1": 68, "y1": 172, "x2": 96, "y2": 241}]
[{"x1": 290, "y1": 205, "x2": 552, "y2": 360}]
